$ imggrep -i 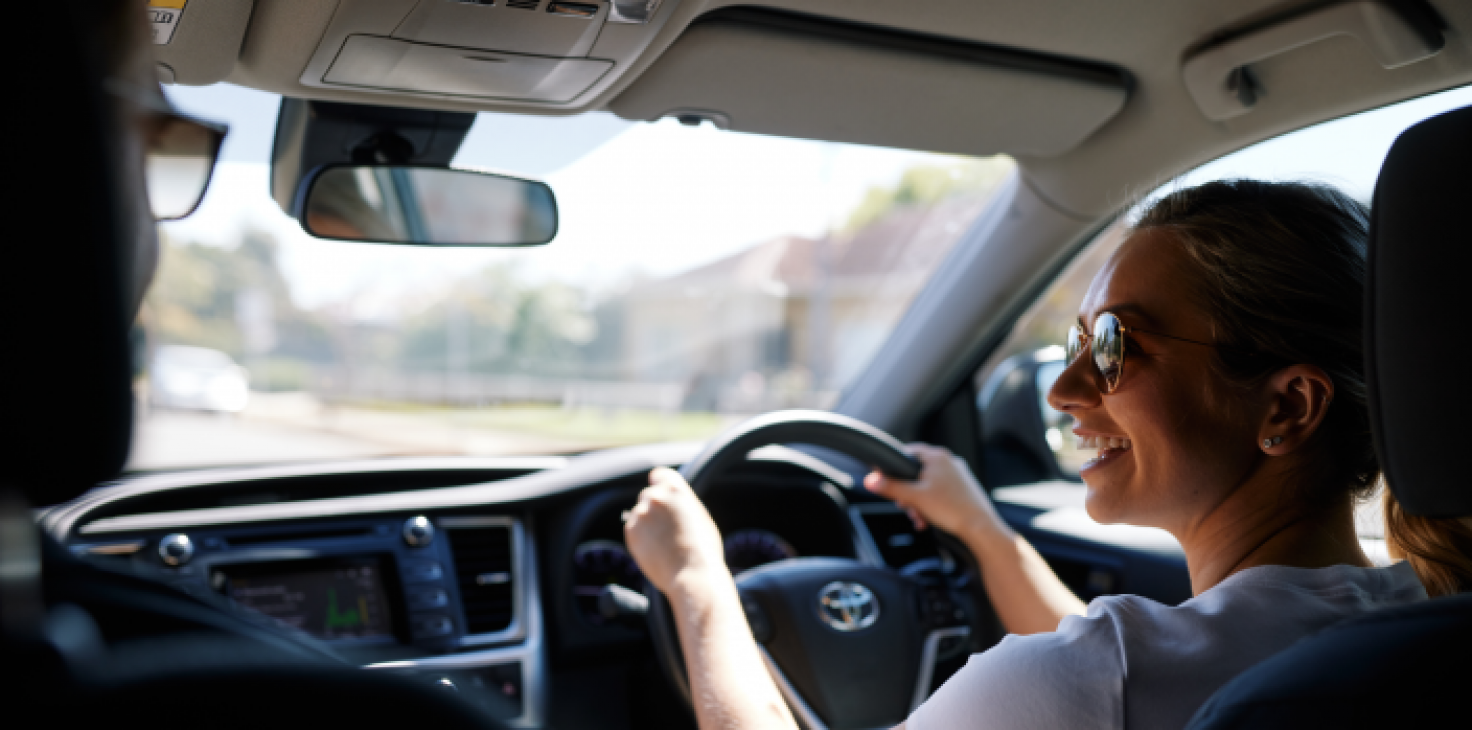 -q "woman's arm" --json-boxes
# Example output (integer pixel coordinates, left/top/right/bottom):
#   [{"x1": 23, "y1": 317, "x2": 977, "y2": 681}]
[
  {"x1": 865, "y1": 445, "x2": 1086, "y2": 635},
  {"x1": 625, "y1": 468, "x2": 799, "y2": 730}
]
